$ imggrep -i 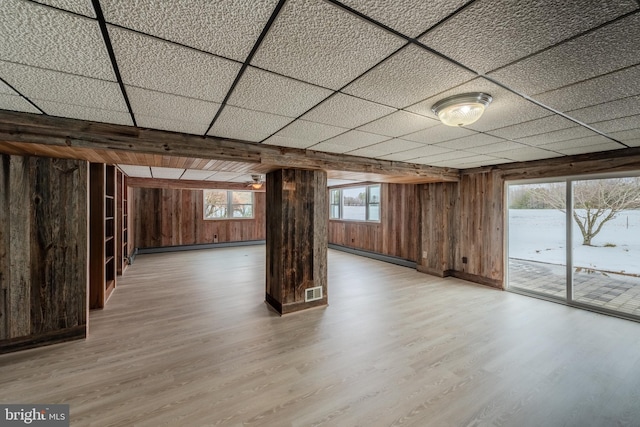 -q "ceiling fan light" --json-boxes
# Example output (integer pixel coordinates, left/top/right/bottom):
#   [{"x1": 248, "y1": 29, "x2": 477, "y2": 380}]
[
  {"x1": 251, "y1": 182, "x2": 263, "y2": 189},
  {"x1": 431, "y1": 92, "x2": 492, "y2": 127}
]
